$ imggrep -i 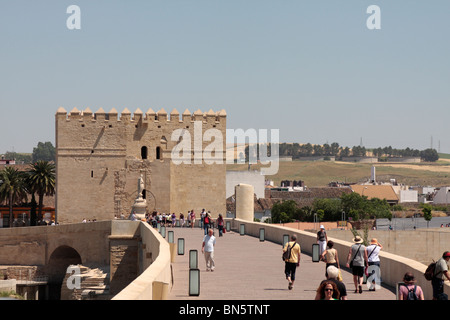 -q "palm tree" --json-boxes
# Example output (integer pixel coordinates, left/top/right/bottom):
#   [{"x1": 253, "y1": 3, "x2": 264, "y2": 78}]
[
  {"x1": 0, "y1": 167, "x2": 28, "y2": 227},
  {"x1": 27, "y1": 161, "x2": 55, "y2": 225}
]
